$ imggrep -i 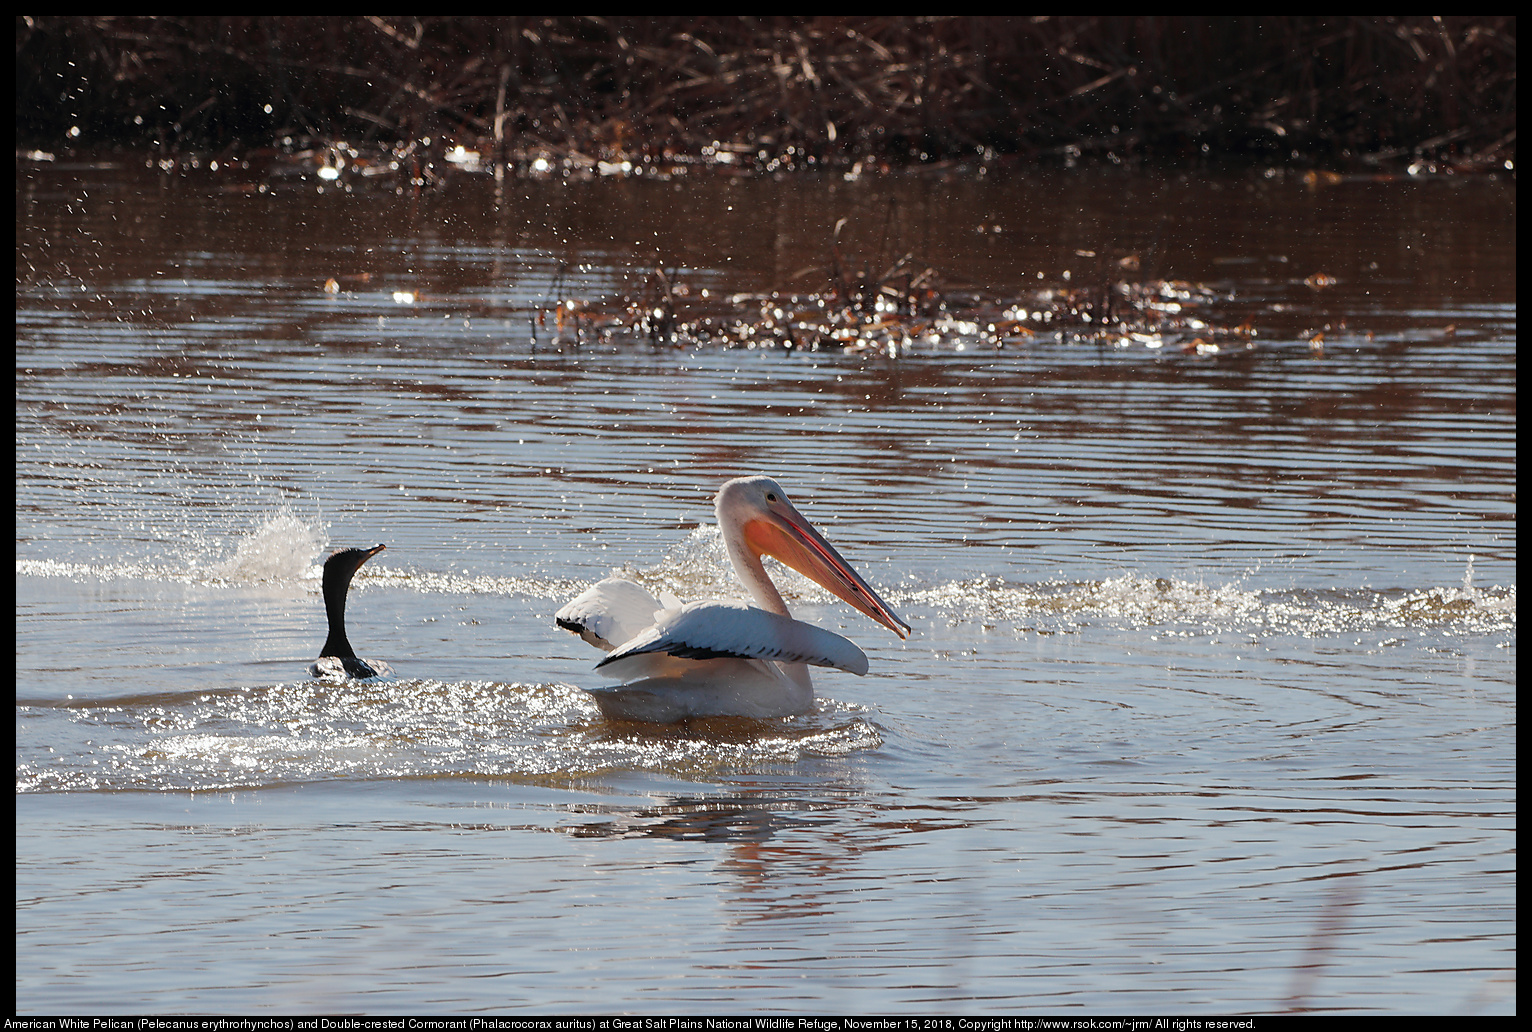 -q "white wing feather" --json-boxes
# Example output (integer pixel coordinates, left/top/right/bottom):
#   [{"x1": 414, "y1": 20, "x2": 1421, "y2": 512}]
[
  {"x1": 595, "y1": 599, "x2": 869, "y2": 680},
  {"x1": 555, "y1": 577, "x2": 666, "y2": 652}
]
